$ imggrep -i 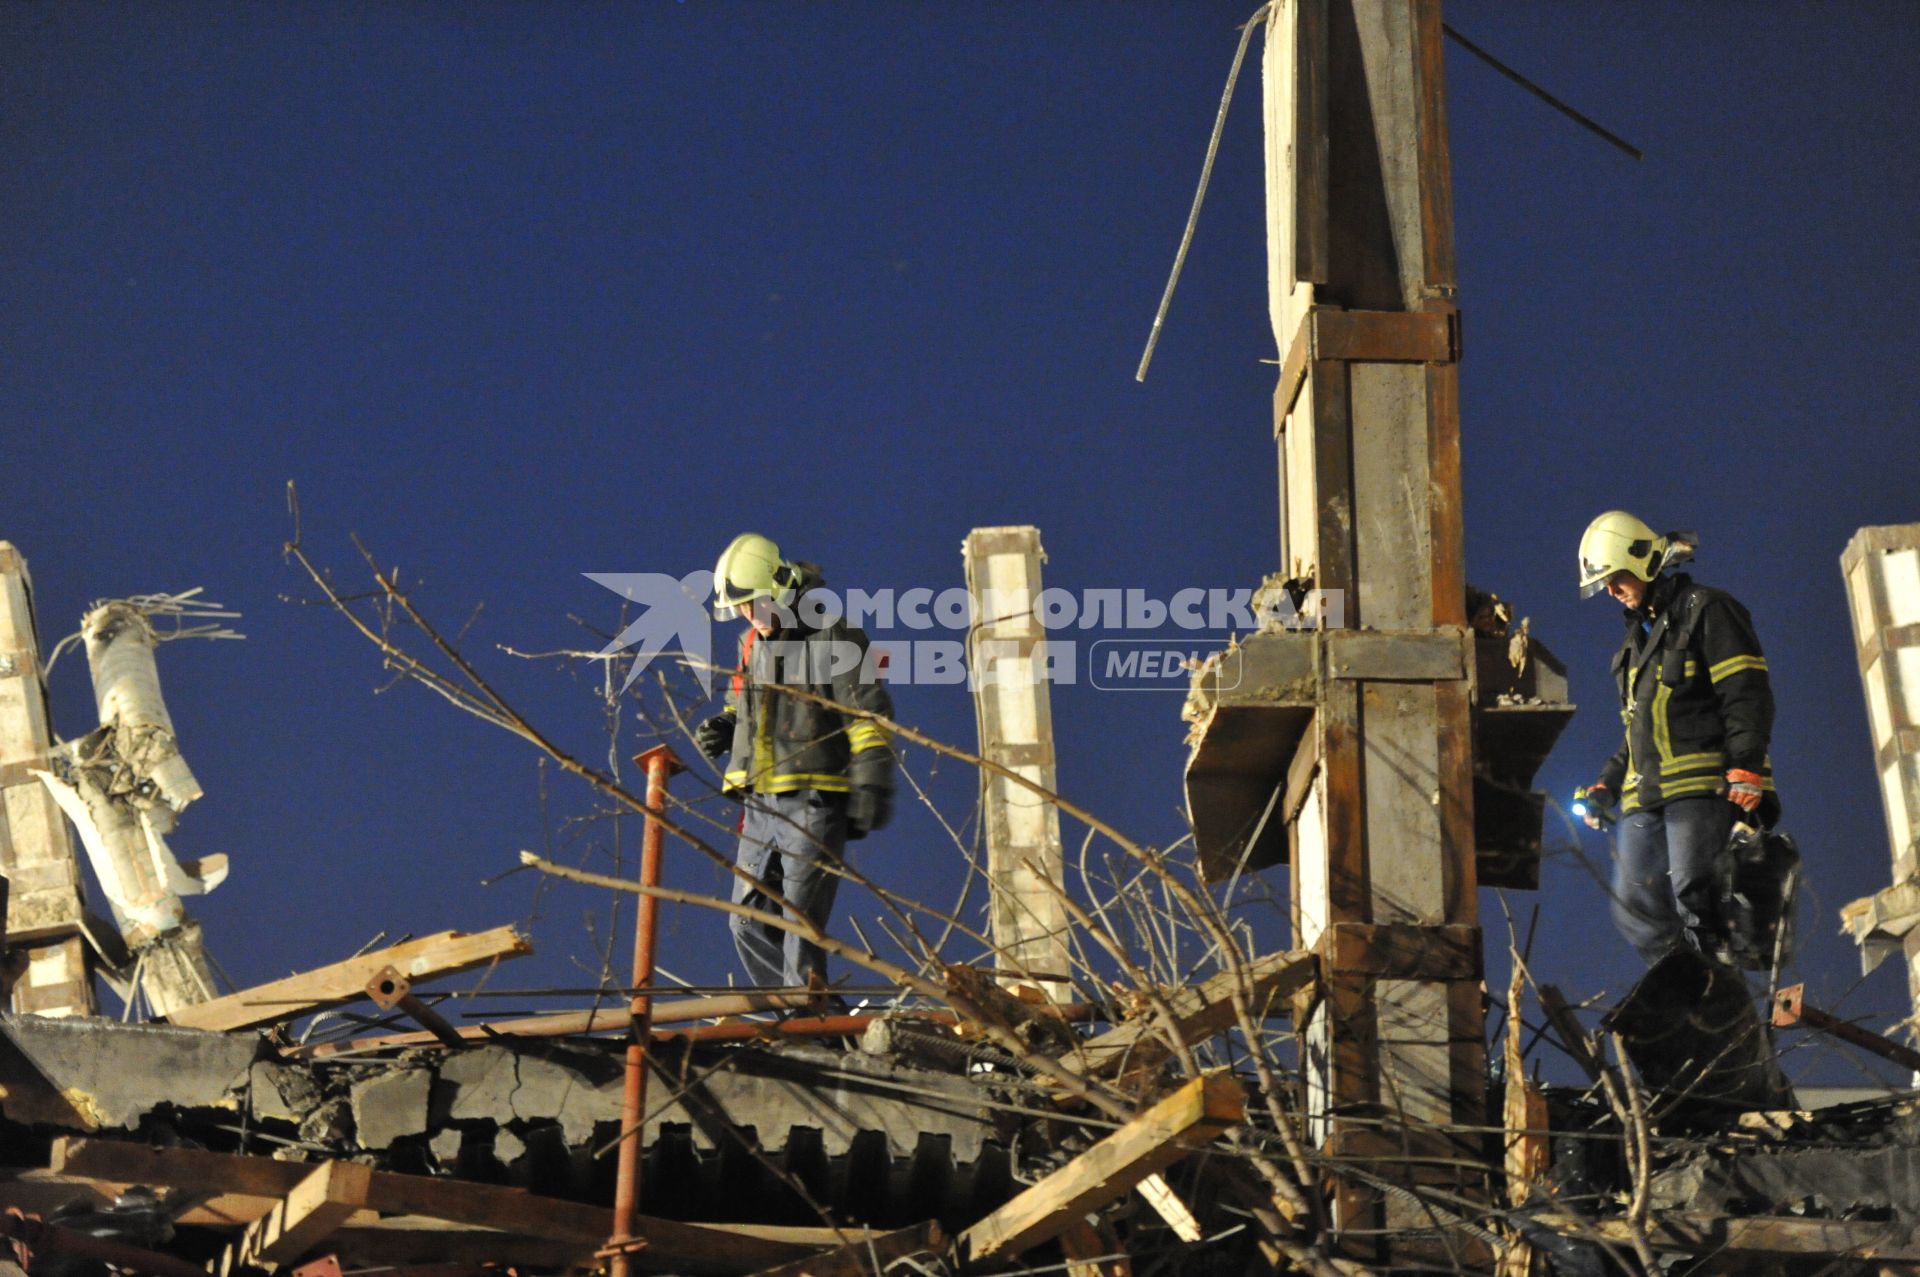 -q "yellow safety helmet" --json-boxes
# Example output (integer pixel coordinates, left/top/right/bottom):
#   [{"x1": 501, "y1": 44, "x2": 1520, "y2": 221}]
[
  {"x1": 712, "y1": 533, "x2": 798, "y2": 617},
  {"x1": 1578, "y1": 511, "x2": 1689, "y2": 599}
]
